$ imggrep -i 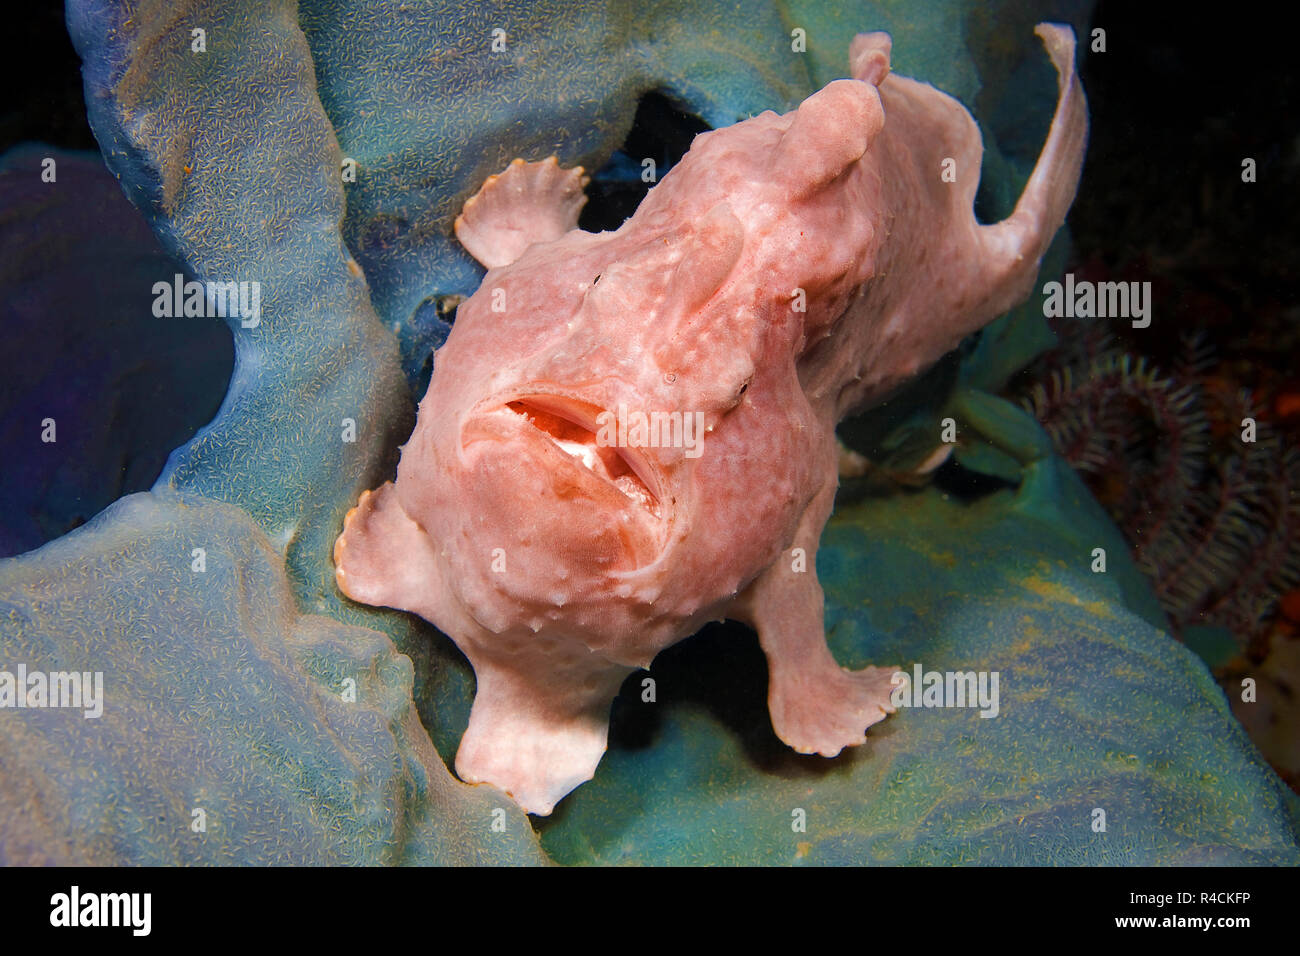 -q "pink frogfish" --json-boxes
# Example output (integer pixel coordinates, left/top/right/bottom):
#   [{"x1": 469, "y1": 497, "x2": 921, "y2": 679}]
[{"x1": 334, "y1": 24, "x2": 1087, "y2": 814}]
